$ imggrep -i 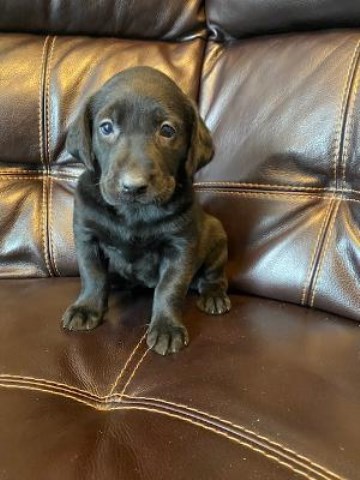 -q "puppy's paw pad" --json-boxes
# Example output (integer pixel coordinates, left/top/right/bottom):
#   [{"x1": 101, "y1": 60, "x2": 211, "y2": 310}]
[
  {"x1": 197, "y1": 293, "x2": 231, "y2": 315},
  {"x1": 146, "y1": 322, "x2": 189, "y2": 356},
  {"x1": 62, "y1": 305, "x2": 103, "y2": 331}
]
